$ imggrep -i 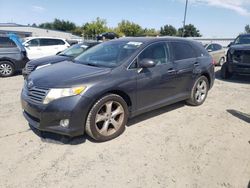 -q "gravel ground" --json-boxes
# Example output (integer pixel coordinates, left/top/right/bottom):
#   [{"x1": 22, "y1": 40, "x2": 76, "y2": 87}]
[{"x1": 0, "y1": 67, "x2": 249, "y2": 188}]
